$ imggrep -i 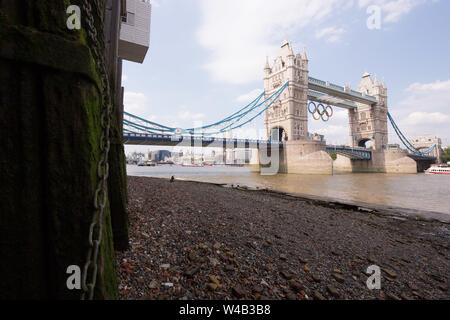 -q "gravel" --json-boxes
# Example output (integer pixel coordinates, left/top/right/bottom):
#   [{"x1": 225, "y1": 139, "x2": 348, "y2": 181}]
[{"x1": 115, "y1": 176, "x2": 450, "y2": 300}]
